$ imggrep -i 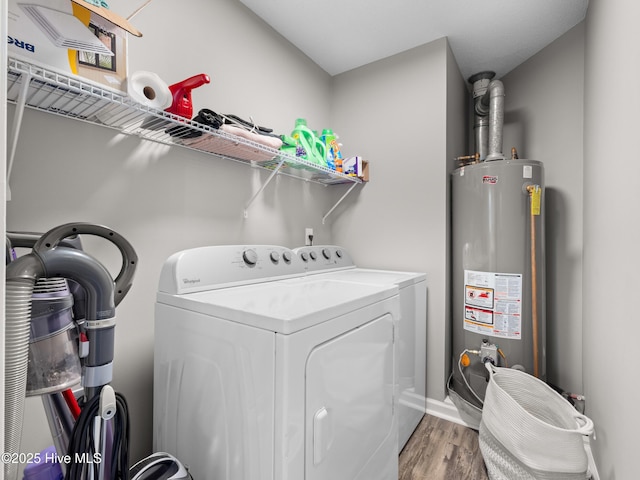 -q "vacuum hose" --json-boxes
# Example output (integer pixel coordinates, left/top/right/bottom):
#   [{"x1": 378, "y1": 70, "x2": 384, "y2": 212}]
[{"x1": 5, "y1": 274, "x2": 40, "y2": 480}]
